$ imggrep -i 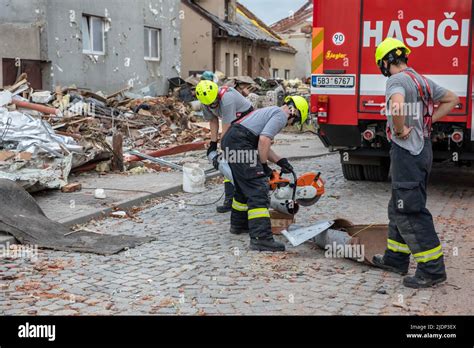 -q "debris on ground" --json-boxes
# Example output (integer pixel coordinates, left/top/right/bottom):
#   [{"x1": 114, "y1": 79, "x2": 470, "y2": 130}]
[
  {"x1": 0, "y1": 76, "x2": 211, "y2": 191},
  {"x1": 1, "y1": 71, "x2": 309, "y2": 192},
  {"x1": 177, "y1": 71, "x2": 310, "y2": 110}
]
